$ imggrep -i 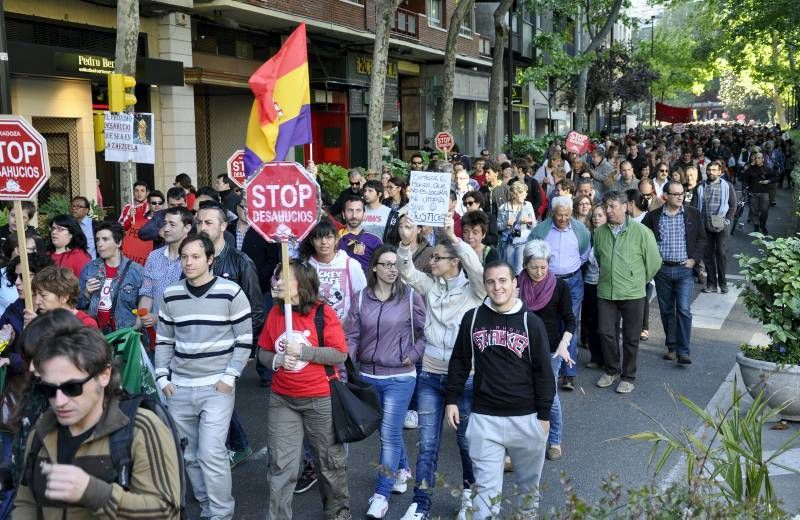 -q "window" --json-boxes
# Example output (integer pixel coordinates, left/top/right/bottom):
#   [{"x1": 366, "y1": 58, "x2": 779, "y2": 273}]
[
  {"x1": 459, "y1": 8, "x2": 473, "y2": 36},
  {"x1": 428, "y1": 0, "x2": 443, "y2": 28}
]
